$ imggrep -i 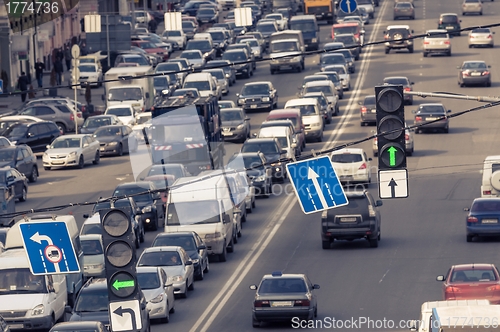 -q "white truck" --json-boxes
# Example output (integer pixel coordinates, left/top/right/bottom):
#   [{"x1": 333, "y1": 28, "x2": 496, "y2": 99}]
[
  {"x1": 428, "y1": 304, "x2": 500, "y2": 332},
  {"x1": 269, "y1": 31, "x2": 305, "y2": 74},
  {"x1": 103, "y1": 66, "x2": 155, "y2": 113}
]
